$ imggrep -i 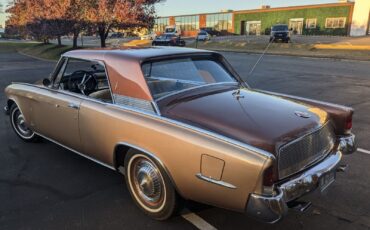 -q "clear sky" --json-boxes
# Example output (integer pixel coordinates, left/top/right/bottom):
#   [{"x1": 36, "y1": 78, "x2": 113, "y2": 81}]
[{"x1": 0, "y1": 0, "x2": 338, "y2": 28}]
